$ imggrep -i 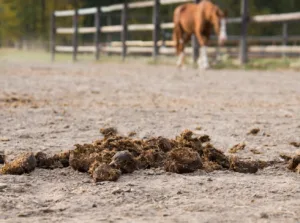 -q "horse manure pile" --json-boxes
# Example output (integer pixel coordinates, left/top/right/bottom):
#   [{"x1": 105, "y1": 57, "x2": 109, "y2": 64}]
[
  {"x1": 35, "y1": 151, "x2": 70, "y2": 169},
  {"x1": 228, "y1": 142, "x2": 246, "y2": 154},
  {"x1": 0, "y1": 151, "x2": 5, "y2": 164},
  {"x1": 0, "y1": 153, "x2": 36, "y2": 175},
  {"x1": 0, "y1": 128, "x2": 298, "y2": 182},
  {"x1": 287, "y1": 154, "x2": 300, "y2": 173}
]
